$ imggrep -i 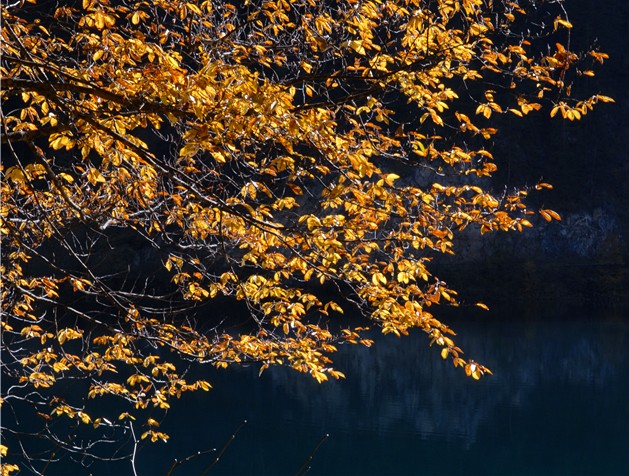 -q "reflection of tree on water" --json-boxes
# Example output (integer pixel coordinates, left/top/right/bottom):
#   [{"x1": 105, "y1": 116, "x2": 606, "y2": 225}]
[
  {"x1": 120, "y1": 309, "x2": 629, "y2": 475},
  {"x1": 258, "y1": 312, "x2": 625, "y2": 447}
]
